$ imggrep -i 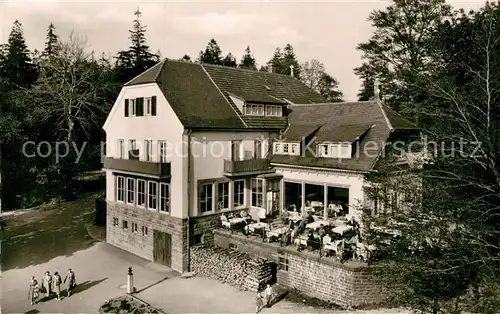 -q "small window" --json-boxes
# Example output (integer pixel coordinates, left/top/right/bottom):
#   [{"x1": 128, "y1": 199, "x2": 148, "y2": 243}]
[
  {"x1": 291, "y1": 143, "x2": 298, "y2": 154},
  {"x1": 122, "y1": 220, "x2": 128, "y2": 230},
  {"x1": 113, "y1": 217, "x2": 119, "y2": 226},
  {"x1": 145, "y1": 97, "x2": 152, "y2": 116},
  {"x1": 229, "y1": 243, "x2": 238, "y2": 251},
  {"x1": 131, "y1": 222, "x2": 138, "y2": 233},
  {"x1": 217, "y1": 182, "x2": 229, "y2": 210},
  {"x1": 273, "y1": 142, "x2": 282, "y2": 154},
  {"x1": 145, "y1": 140, "x2": 153, "y2": 162},
  {"x1": 129, "y1": 99, "x2": 137, "y2": 117},
  {"x1": 283, "y1": 143, "x2": 289, "y2": 153},
  {"x1": 319, "y1": 144, "x2": 329, "y2": 157},
  {"x1": 141, "y1": 225, "x2": 148, "y2": 236},
  {"x1": 117, "y1": 139, "x2": 125, "y2": 159},
  {"x1": 278, "y1": 255, "x2": 289, "y2": 271},
  {"x1": 193, "y1": 234, "x2": 203, "y2": 245},
  {"x1": 159, "y1": 141, "x2": 167, "y2": 162}
]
